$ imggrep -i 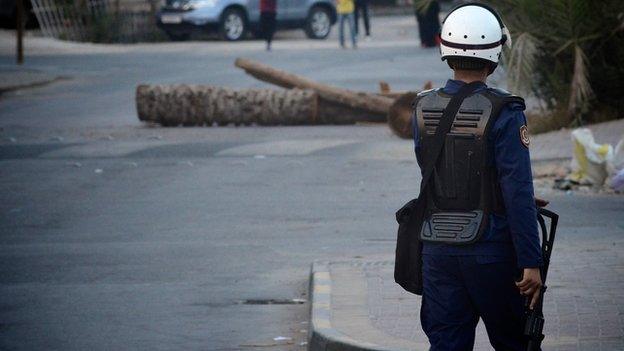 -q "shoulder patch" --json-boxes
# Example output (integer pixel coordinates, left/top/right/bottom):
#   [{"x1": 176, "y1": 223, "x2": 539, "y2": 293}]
[{"x1": 520, "y1": 125, "x2": 530, "y2": 147}]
